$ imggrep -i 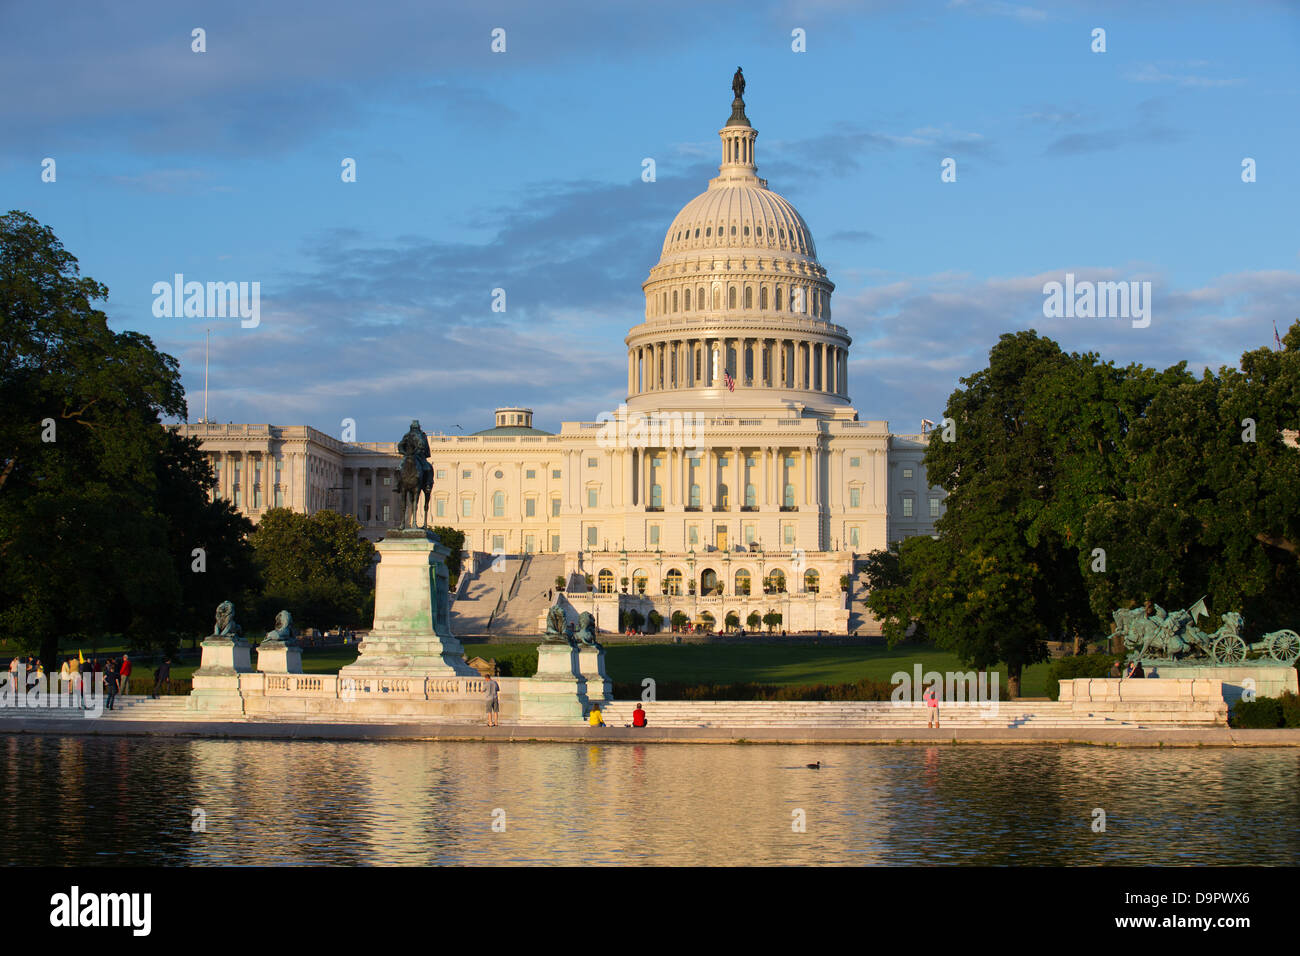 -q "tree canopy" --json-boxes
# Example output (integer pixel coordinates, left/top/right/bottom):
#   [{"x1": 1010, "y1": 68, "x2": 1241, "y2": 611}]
[
  {"x1": 0, "y1": 211, "x2": 255, "y2": 663},
  {"x1": 866, "y1": 325, "x2": 1300, "y2": 695}
]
